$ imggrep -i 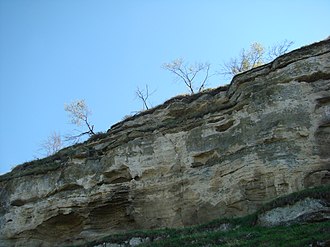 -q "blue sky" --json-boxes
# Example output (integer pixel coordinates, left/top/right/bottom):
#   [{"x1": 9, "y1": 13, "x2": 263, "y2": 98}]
[{"x1": 0, "y1": 0, "x2": 329, "y2": 175}]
